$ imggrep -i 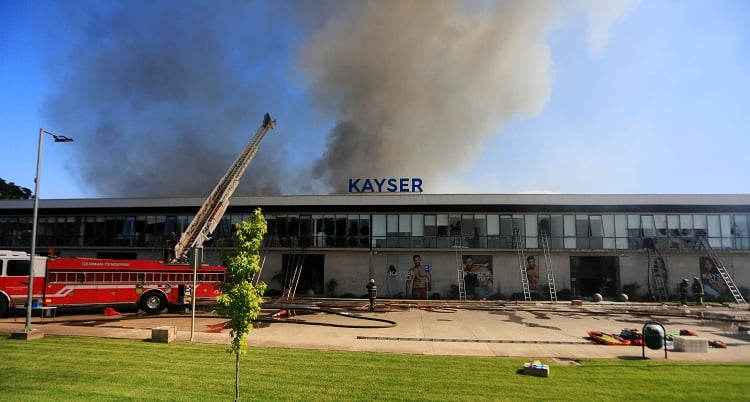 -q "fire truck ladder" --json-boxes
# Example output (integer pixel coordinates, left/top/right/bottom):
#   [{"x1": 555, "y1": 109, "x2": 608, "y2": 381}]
[
  {"x1": 171, "y1": 113, "x2": 276, "y2": 263},
  {"x1": 281, "y1": 251, "x2": 305, "y2": 301},
  {"x1": 696, "y1": 233, "x2": 747, "y2": 304},
  {"x1": 514, "y1": 228, "x2": 531, "y2": 301},
  {"x1": 455, "y1": 235, "x2": 466, "y2": 301},
  {"x1": 540, "y1": 231, "x2": 557, "y2": 301},
  {"x1": 645, "y1": 246, "x2": 669, "y2": 303}
]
